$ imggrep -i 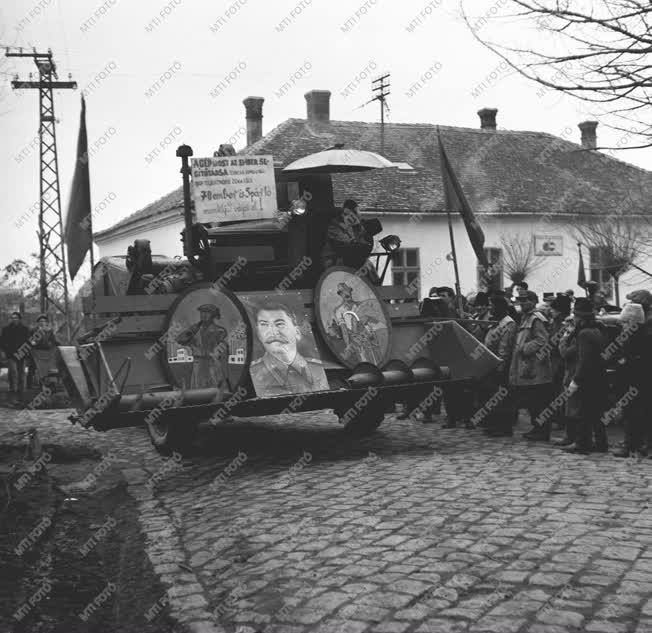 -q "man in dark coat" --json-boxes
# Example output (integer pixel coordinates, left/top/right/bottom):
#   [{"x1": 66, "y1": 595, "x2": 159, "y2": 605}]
[
  {"x1": 1, "y1": 312, "x2": 31, "y2": 397},
  {"x1": 321, "y1": 199, "x2": 374, "y2": 270},
  {"x1": 562, "y1": 297, "x2": 608, "y2": 454},
  {"x1": 614, "y1": 289, "x2": 652, "y2": 457},
  {"x1": 548, "y1": 295, "x2": 572, "y2": 429},
  {"x1": 477, "y1": 295, "x2": 517, "y2": 436},
  {"x1": 436, "y1": 286, "x2": 473, "y2": 428}
]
